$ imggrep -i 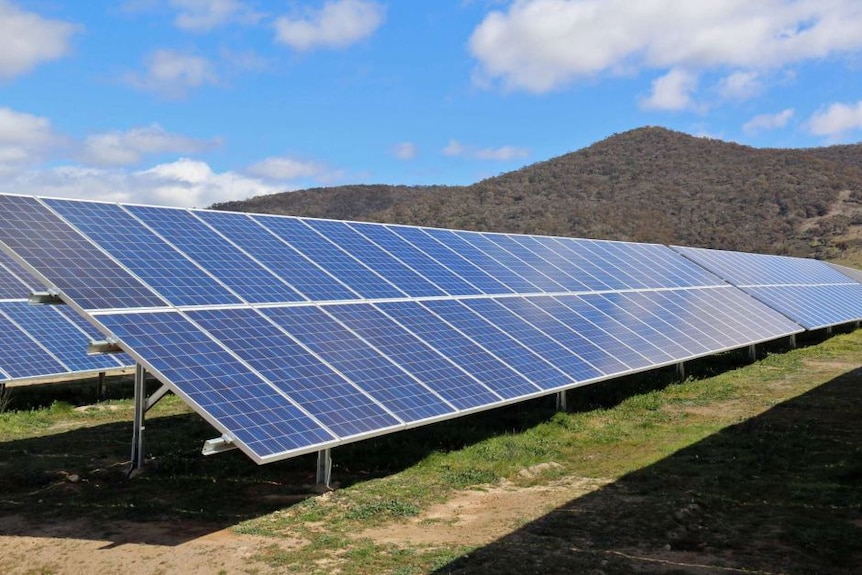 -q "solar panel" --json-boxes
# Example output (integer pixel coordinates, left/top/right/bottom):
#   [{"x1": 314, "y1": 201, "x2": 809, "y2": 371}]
[
  {"x1": 0, "y1": 193, "x2": 817, "y2": 465},
  {"x1": 674, "y1": 246, "x2": 862, "y2": 329},
  {"x1": 827, "y1": 261, "x2": 862, "y2": 285},
  {"x1": 0, "y1": 245, "x2": 131, "y2": 385}
]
